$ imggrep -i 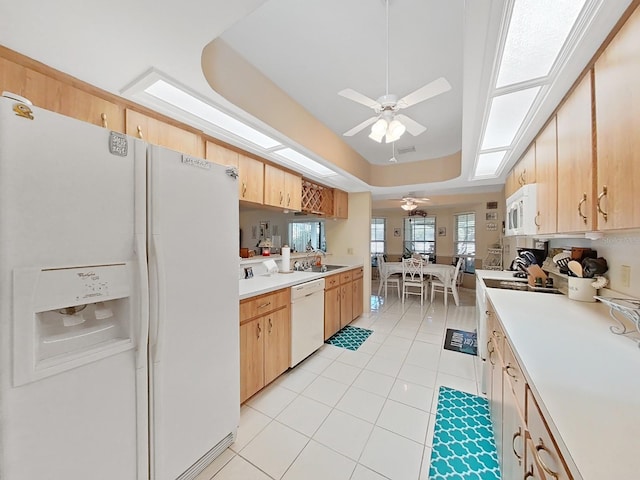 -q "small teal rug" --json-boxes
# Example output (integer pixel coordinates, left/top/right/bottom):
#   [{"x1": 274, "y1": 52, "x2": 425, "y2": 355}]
[
  {"x1": 325, "y1": 325, "x2": 373, "y2": 351},
  {"x1": 429, "y1": 387, "x2": 500, "y2": 480}
]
